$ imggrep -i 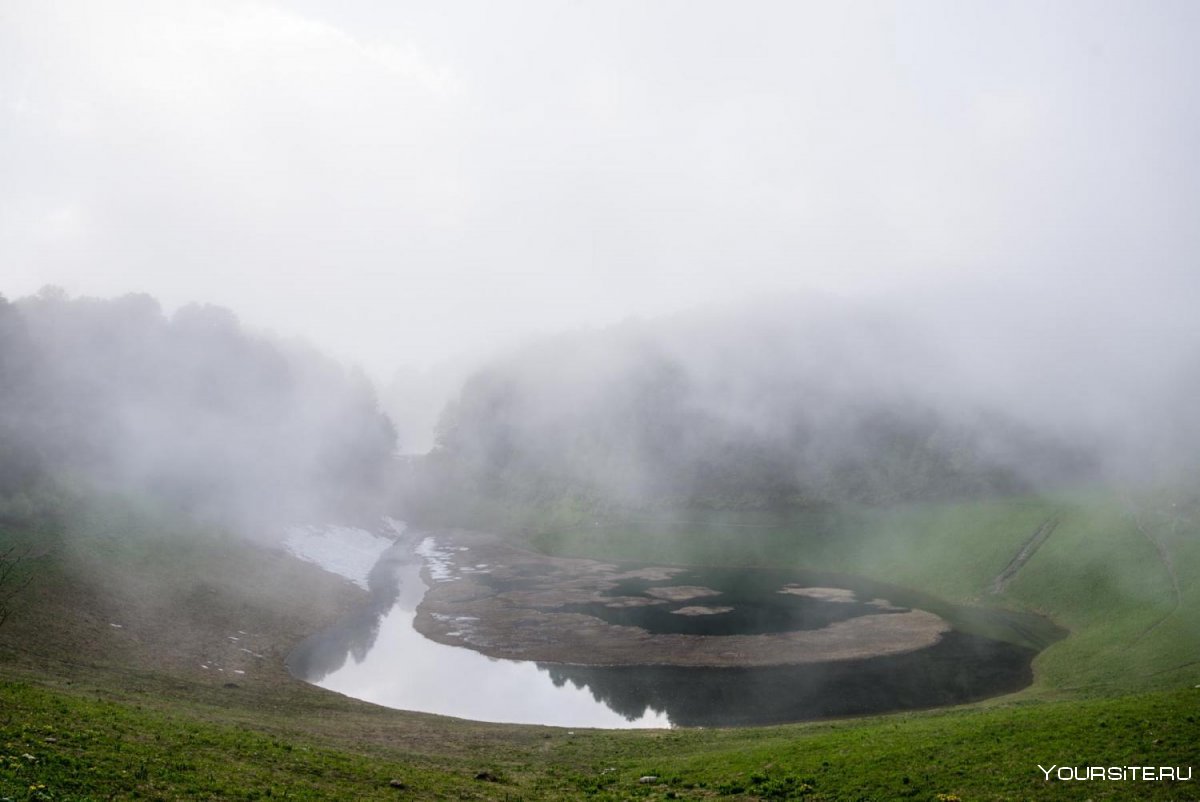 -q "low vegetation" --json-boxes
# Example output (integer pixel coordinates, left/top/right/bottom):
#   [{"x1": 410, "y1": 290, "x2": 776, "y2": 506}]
[{"x1": 2, "y1": 488, "x2": 1198, "y2": 799}]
